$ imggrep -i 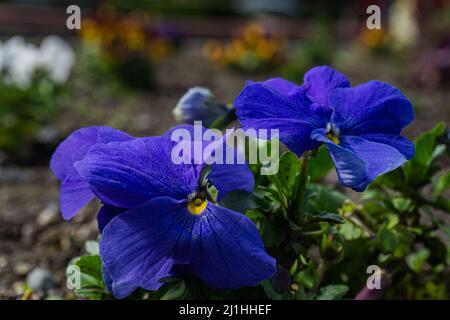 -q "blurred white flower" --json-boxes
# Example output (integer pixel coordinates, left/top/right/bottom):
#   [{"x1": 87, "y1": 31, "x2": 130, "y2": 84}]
[
  {"x1": 39, "y1": 36, "x2": 75, "y2": 84},
  {"x1": 0, "y1": 35, "x2": 75, "y2": 88},
  {"x1": 3, "y1": 38, "x2": 40, "y2": 88},
  {"x1": 389, "y1": 0, "x2": 419, "y2": 51},
  {"x1": 0, "y1": 41, "x2": 3, "y2": 72}
]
